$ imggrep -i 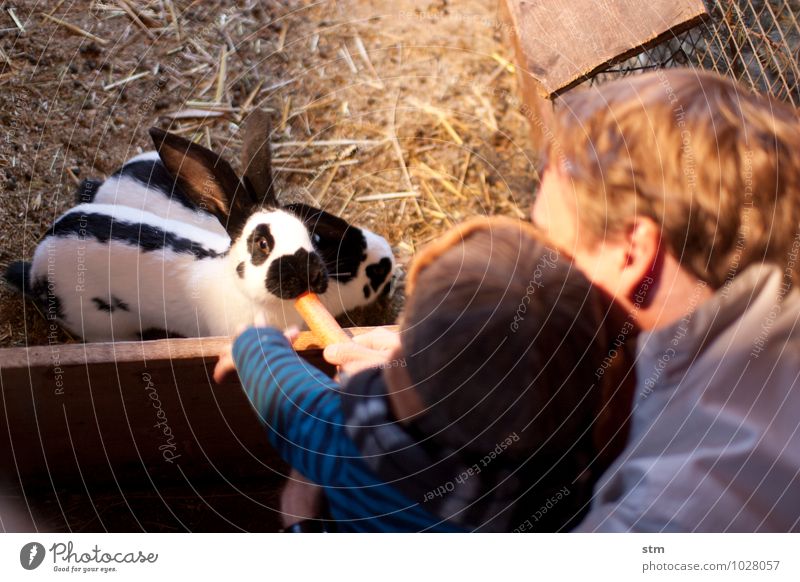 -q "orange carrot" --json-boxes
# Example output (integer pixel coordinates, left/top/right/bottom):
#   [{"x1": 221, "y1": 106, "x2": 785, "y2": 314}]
[{"x1": 295, "y1": 292, "x2": 351, "y2": 346}]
